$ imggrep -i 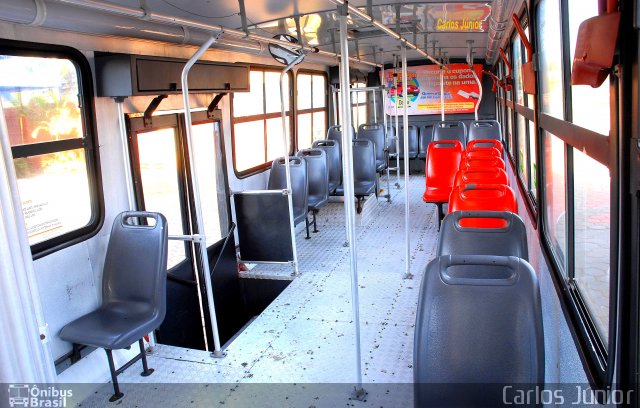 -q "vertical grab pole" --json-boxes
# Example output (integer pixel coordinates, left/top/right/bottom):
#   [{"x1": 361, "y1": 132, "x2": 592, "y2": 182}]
[
  {"x1": 401, "y1": 43, "x2": 413, "y2": 280},
  {"x1": 382, "y1": 86, "x2": 391, "y2": 202},
  {"x1": 440, "y1": 65, "x2": 445, "y2": 122},
  {"x1": 181, "y1": 33, "x2": 225, "y2": 357},
  {"x1": 332, "y1": 86, "x2": 339, "y2": 127},
  {"x1": 393, "y1": 55, "x2": 401, "y2": 189},
  {"x1": 467, "y1": 41, "x2": 482, "y2": 122},
  {"x1": 338, "y1": 4, "x2": 366, "y2": 401},
  {"x1": 372, "y1": 90, "x2": 377, "y2": 123},
  {"x1": 280, "y1": 54, "x2": 306, "y2": 277}
]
